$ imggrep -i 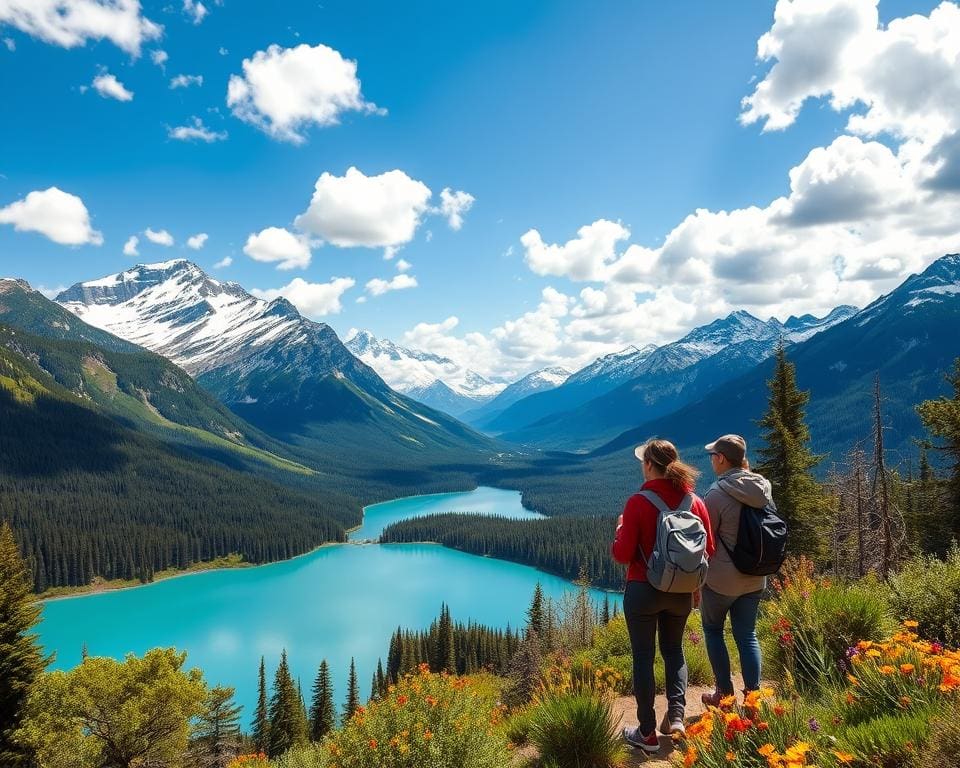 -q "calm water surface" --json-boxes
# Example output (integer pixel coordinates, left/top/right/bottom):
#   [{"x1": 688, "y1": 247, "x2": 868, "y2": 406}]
[{"x1": 38, "y1": 487, "x2": 614, "y2": 725}]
